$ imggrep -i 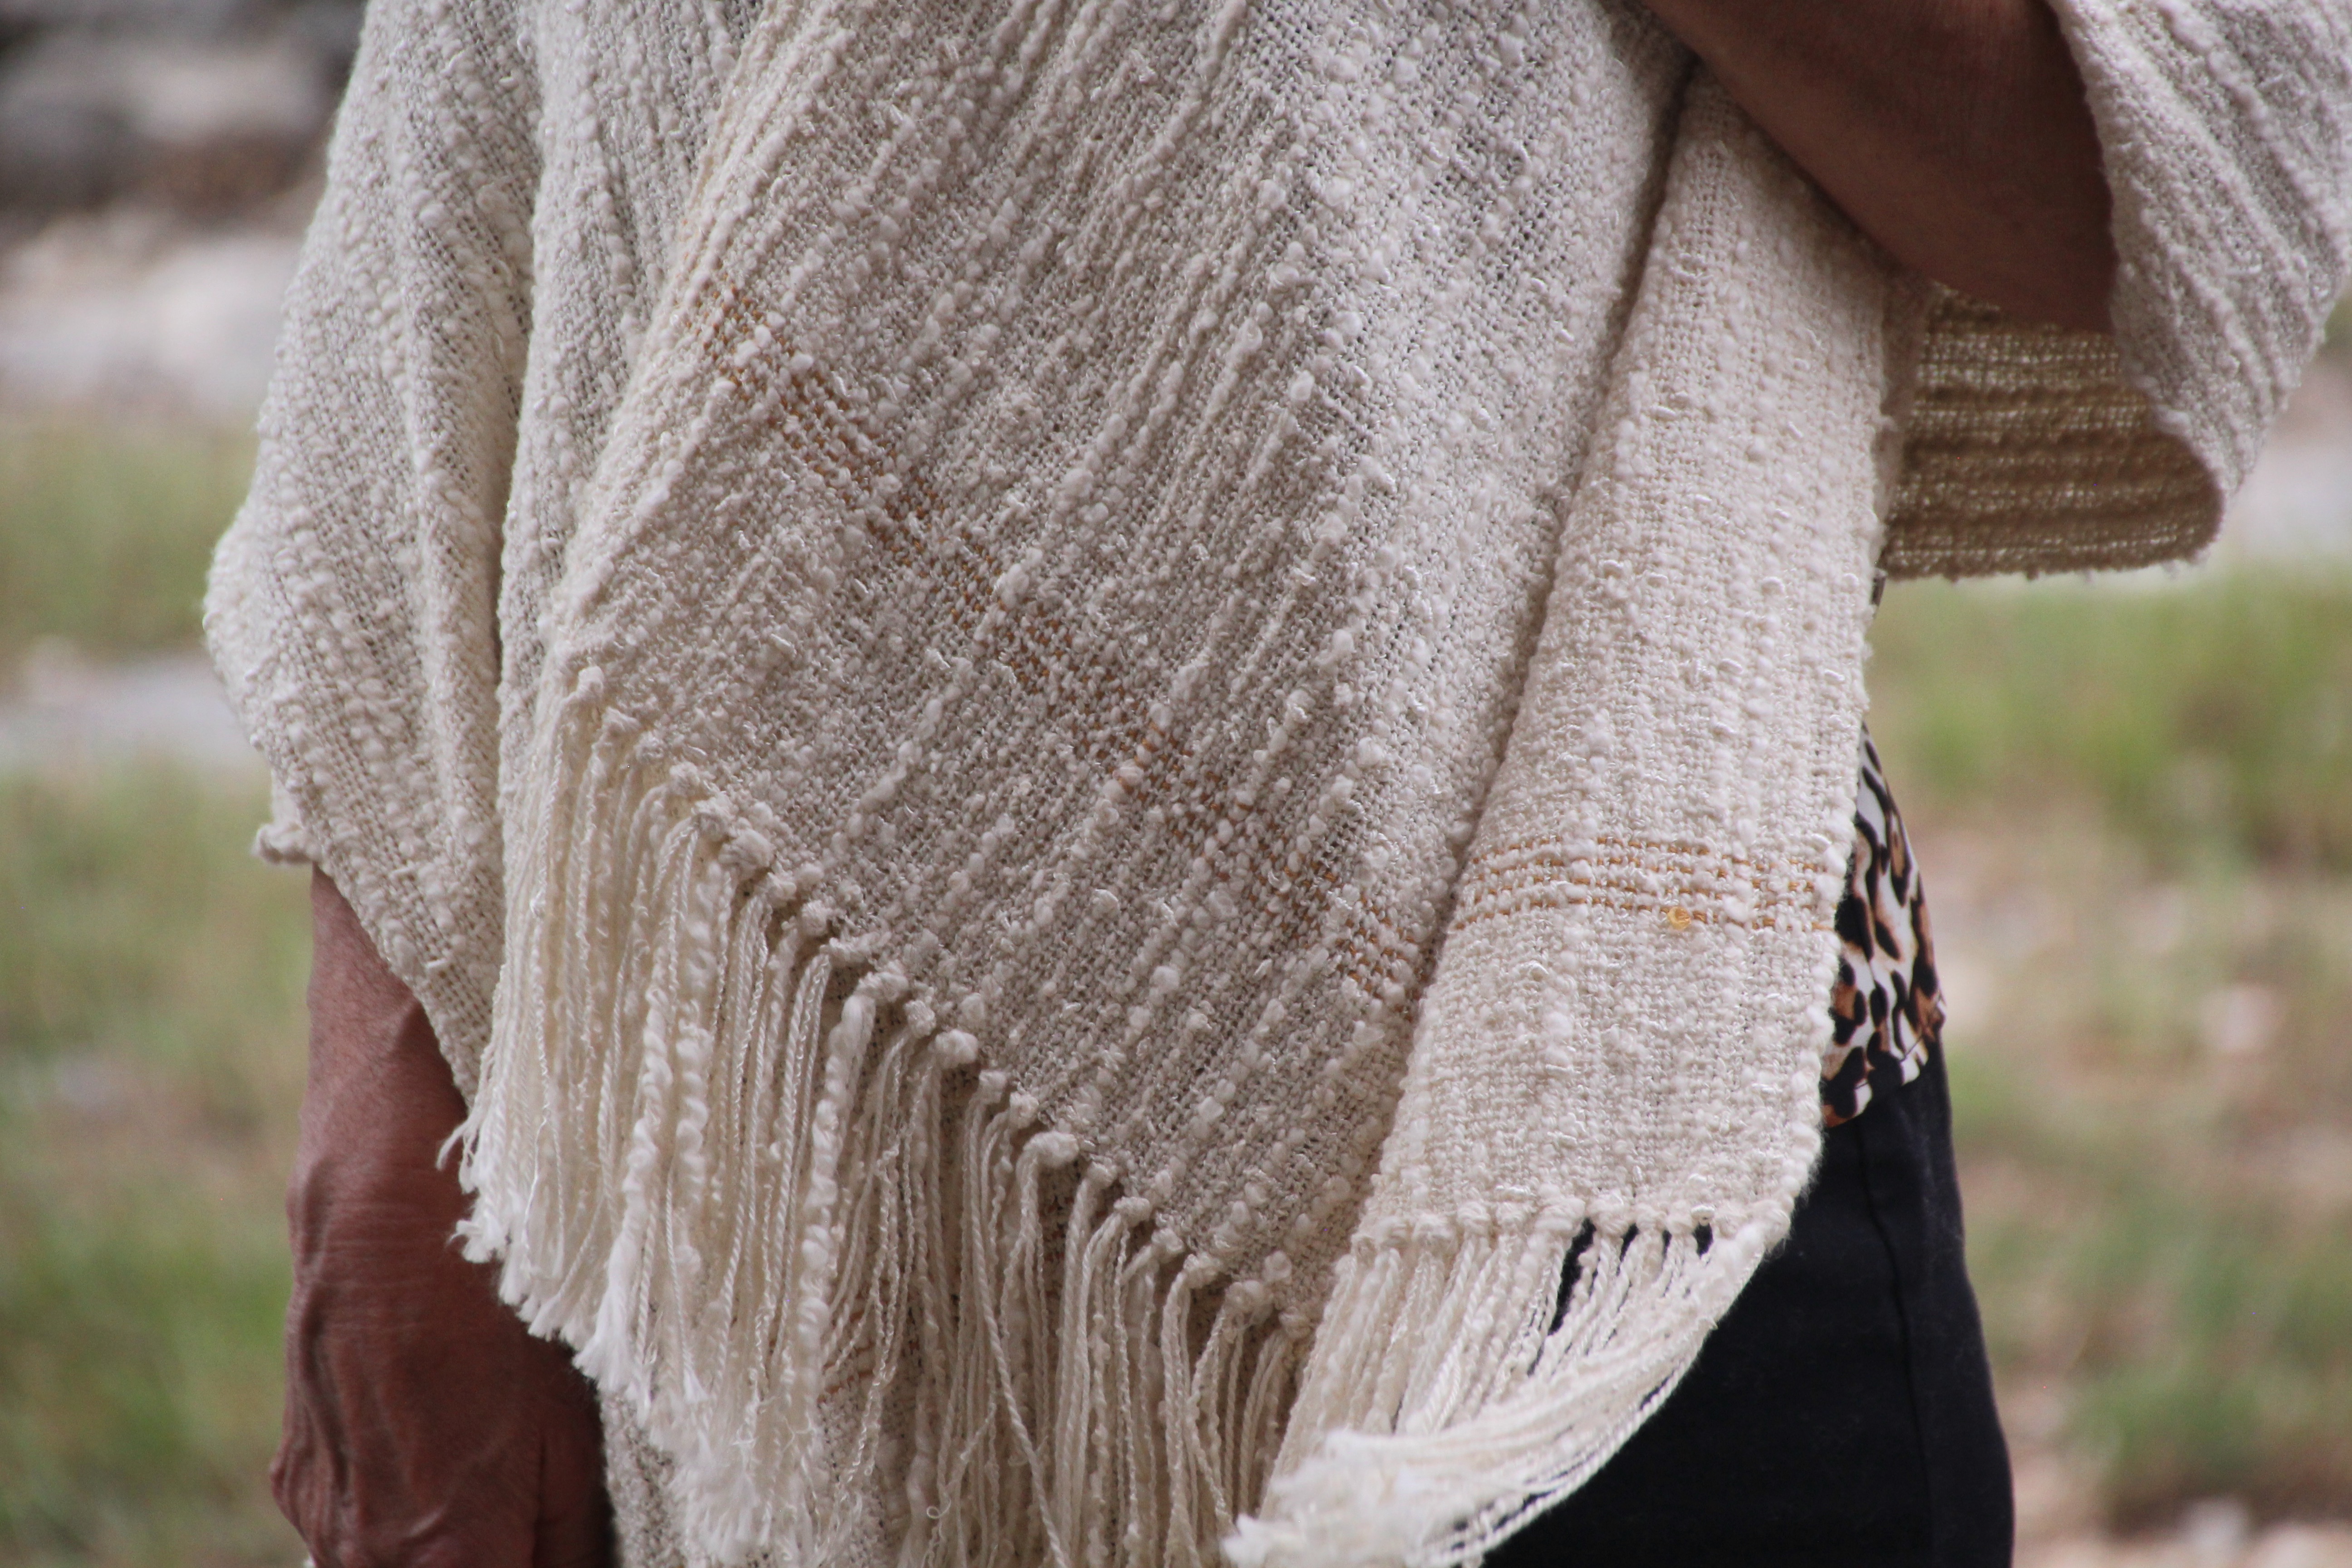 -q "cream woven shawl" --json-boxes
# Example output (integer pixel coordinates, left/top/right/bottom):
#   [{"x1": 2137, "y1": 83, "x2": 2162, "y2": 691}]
[{"x1": 205, "y1": 0, "x2": 2350, "y2": 1561}]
